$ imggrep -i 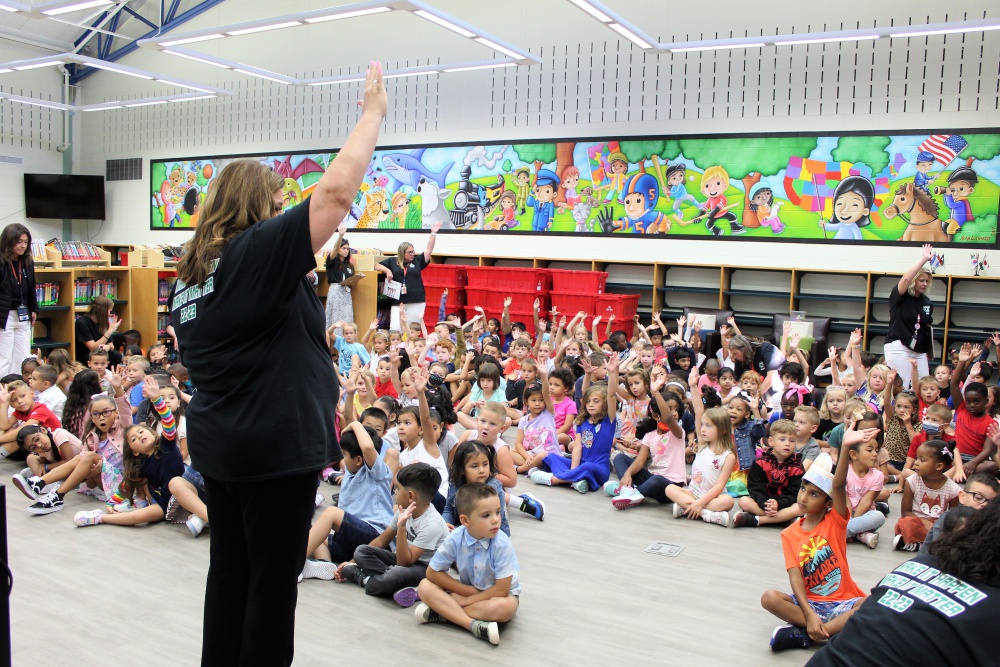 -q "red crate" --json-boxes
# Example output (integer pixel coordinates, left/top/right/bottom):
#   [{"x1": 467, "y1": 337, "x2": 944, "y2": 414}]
[
  {"x1": 596, "y1": 294, "x2": 640, "y2": 338},
  {"x1": 422, "y1": 263, "x2": 469, "y2": 288},
  {"x1": 487, "y1": 289, "x2": 549, "y2": 314},
  {"x1": 464, "y1": 288, "x2": 493, "y2": 311},
  {"x1": 550, "y1": 291, "x2": 598, "y2": 319},
  {"x1": 425, "y1": 285, "x2": 465, "y2": 315},
  {"x1": 465, "y1": 266, "x2": 550, "y2": 292},
  {"x1": 548, "y1": 268, "x2": 607, "y2": 295},
  {"x1": 463, "y1": 307, "x2": 539, "y2": 338}
]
